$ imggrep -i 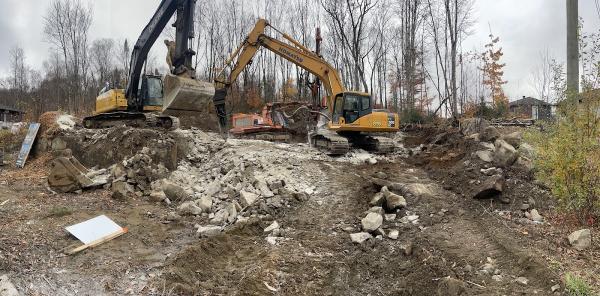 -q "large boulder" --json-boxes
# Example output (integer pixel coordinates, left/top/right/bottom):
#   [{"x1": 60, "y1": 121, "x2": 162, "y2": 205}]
[
  {"x1": 479, "y1": 126, "x2": 501, "y2": 142},
  {"x1": 502, "y1": 131, "x2": 522, "y2": 148},
  {"x1": 568, "y1": 229, "x2": 592, "y2": 251},
  {"x1": 494, "y1": 139, "x2": 519, "y2": 167},
  {"x1": 461, "y1": 118, "x2": 489, "y2": 137}
]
